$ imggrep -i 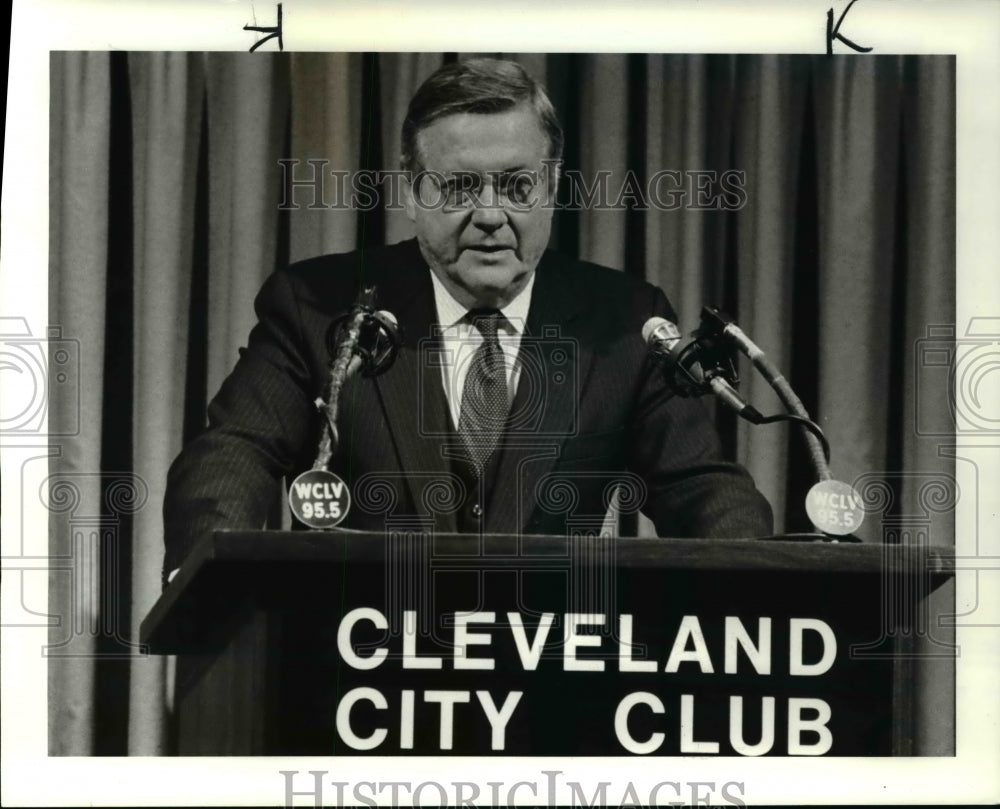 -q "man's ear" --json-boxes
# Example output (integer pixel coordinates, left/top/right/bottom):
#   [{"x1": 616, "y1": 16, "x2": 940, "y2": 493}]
[
  {"x1": 542, "y1": 158, "x2": 562, "y2": 204},
  {"x1": 402, "y1": 172, "x2": 417, "y2": 223}
]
